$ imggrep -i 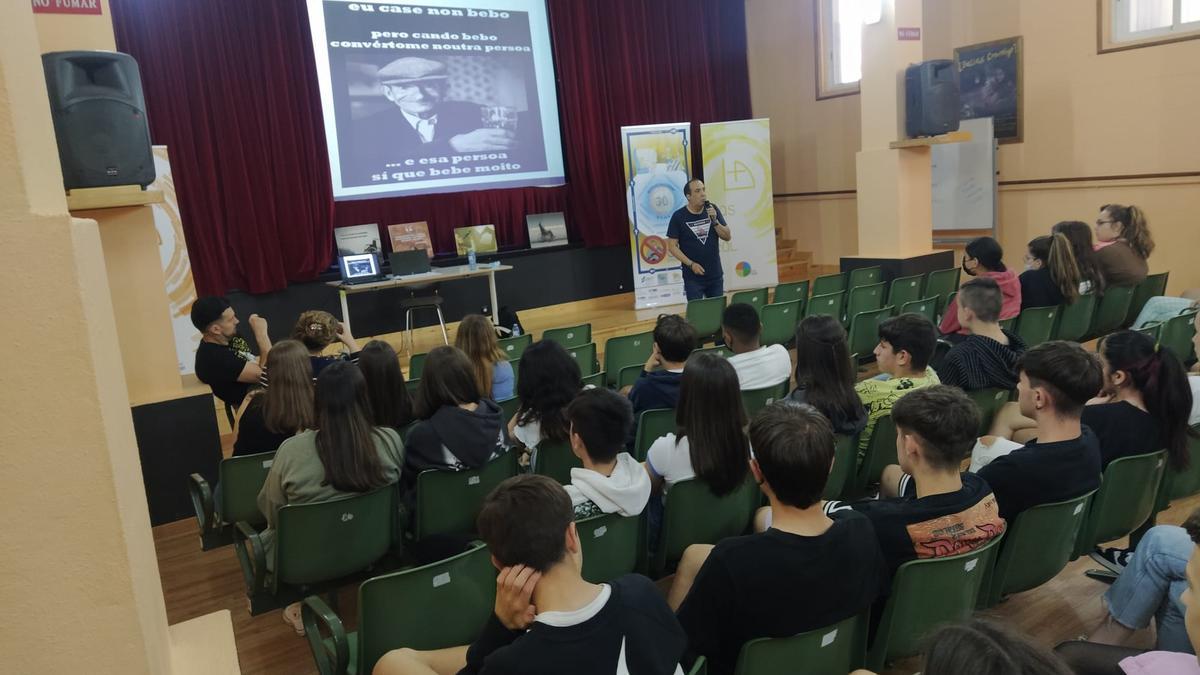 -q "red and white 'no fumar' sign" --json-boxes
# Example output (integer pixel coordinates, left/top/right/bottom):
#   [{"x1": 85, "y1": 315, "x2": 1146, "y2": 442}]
[{"x1": 31, "y1": 0, "x2": 103, "y2": 15}]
